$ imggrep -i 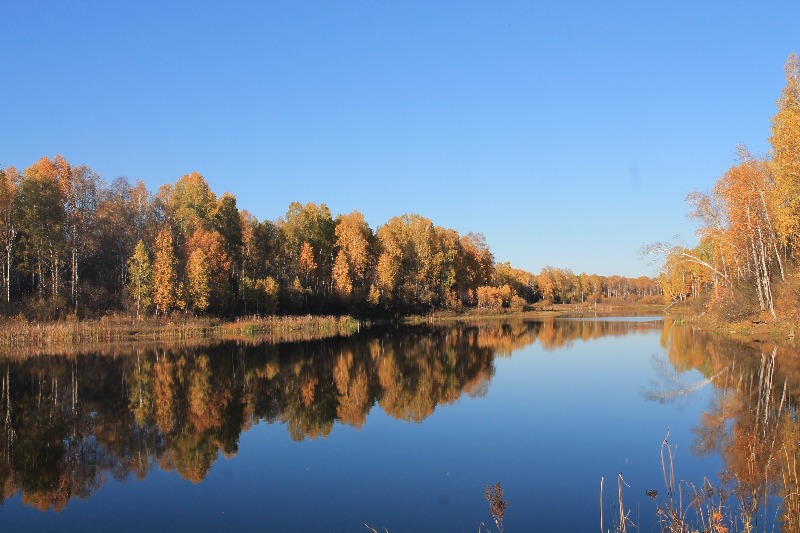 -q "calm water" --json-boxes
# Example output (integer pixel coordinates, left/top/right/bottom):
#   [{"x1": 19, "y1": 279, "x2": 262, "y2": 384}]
[{"x1": 0, "y1": 316, "x2": 794, "y2": 531}]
